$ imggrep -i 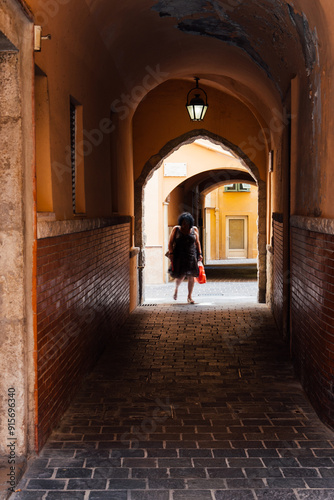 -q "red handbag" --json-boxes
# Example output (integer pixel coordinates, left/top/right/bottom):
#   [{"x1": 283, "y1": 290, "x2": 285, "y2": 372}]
[{"x1": 197, "y1": 262, "x2": 206, "y2": 284}]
